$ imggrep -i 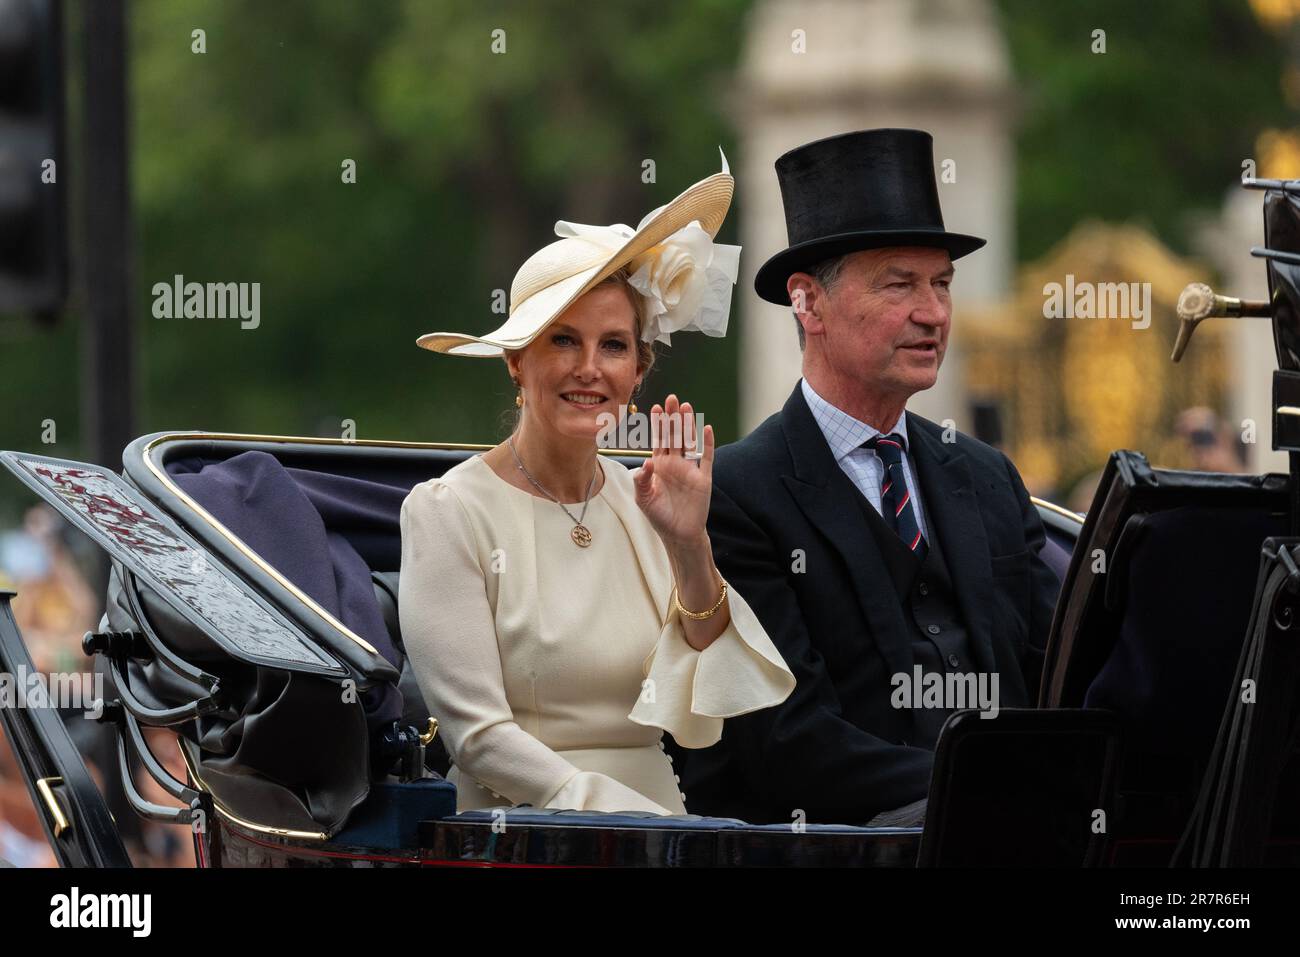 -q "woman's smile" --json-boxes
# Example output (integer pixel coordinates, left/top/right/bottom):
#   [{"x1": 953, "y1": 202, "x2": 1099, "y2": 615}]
[{"x1": 560, "y1": 390, "x2": 609, "y2": 408}]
